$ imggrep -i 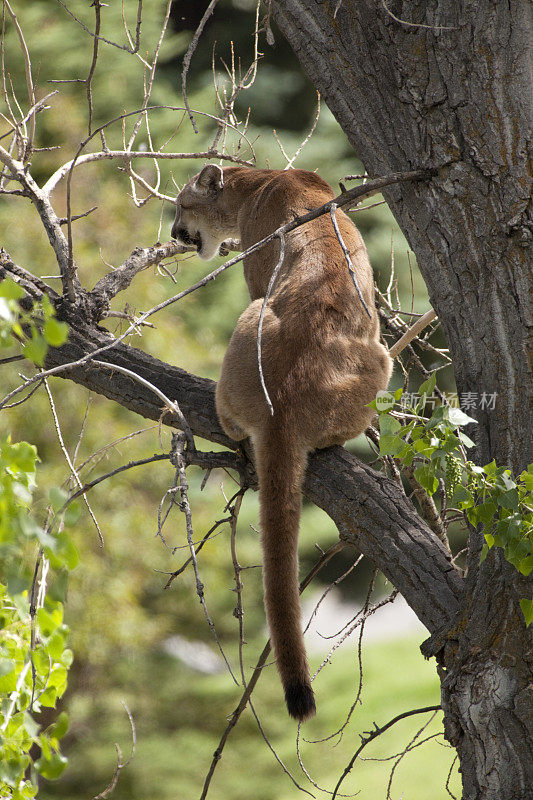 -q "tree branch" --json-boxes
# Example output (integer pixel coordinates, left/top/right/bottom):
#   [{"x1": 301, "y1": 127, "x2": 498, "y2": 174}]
[{"x1": 40, "y1": 317, "x2": 465, "y2": 636}]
